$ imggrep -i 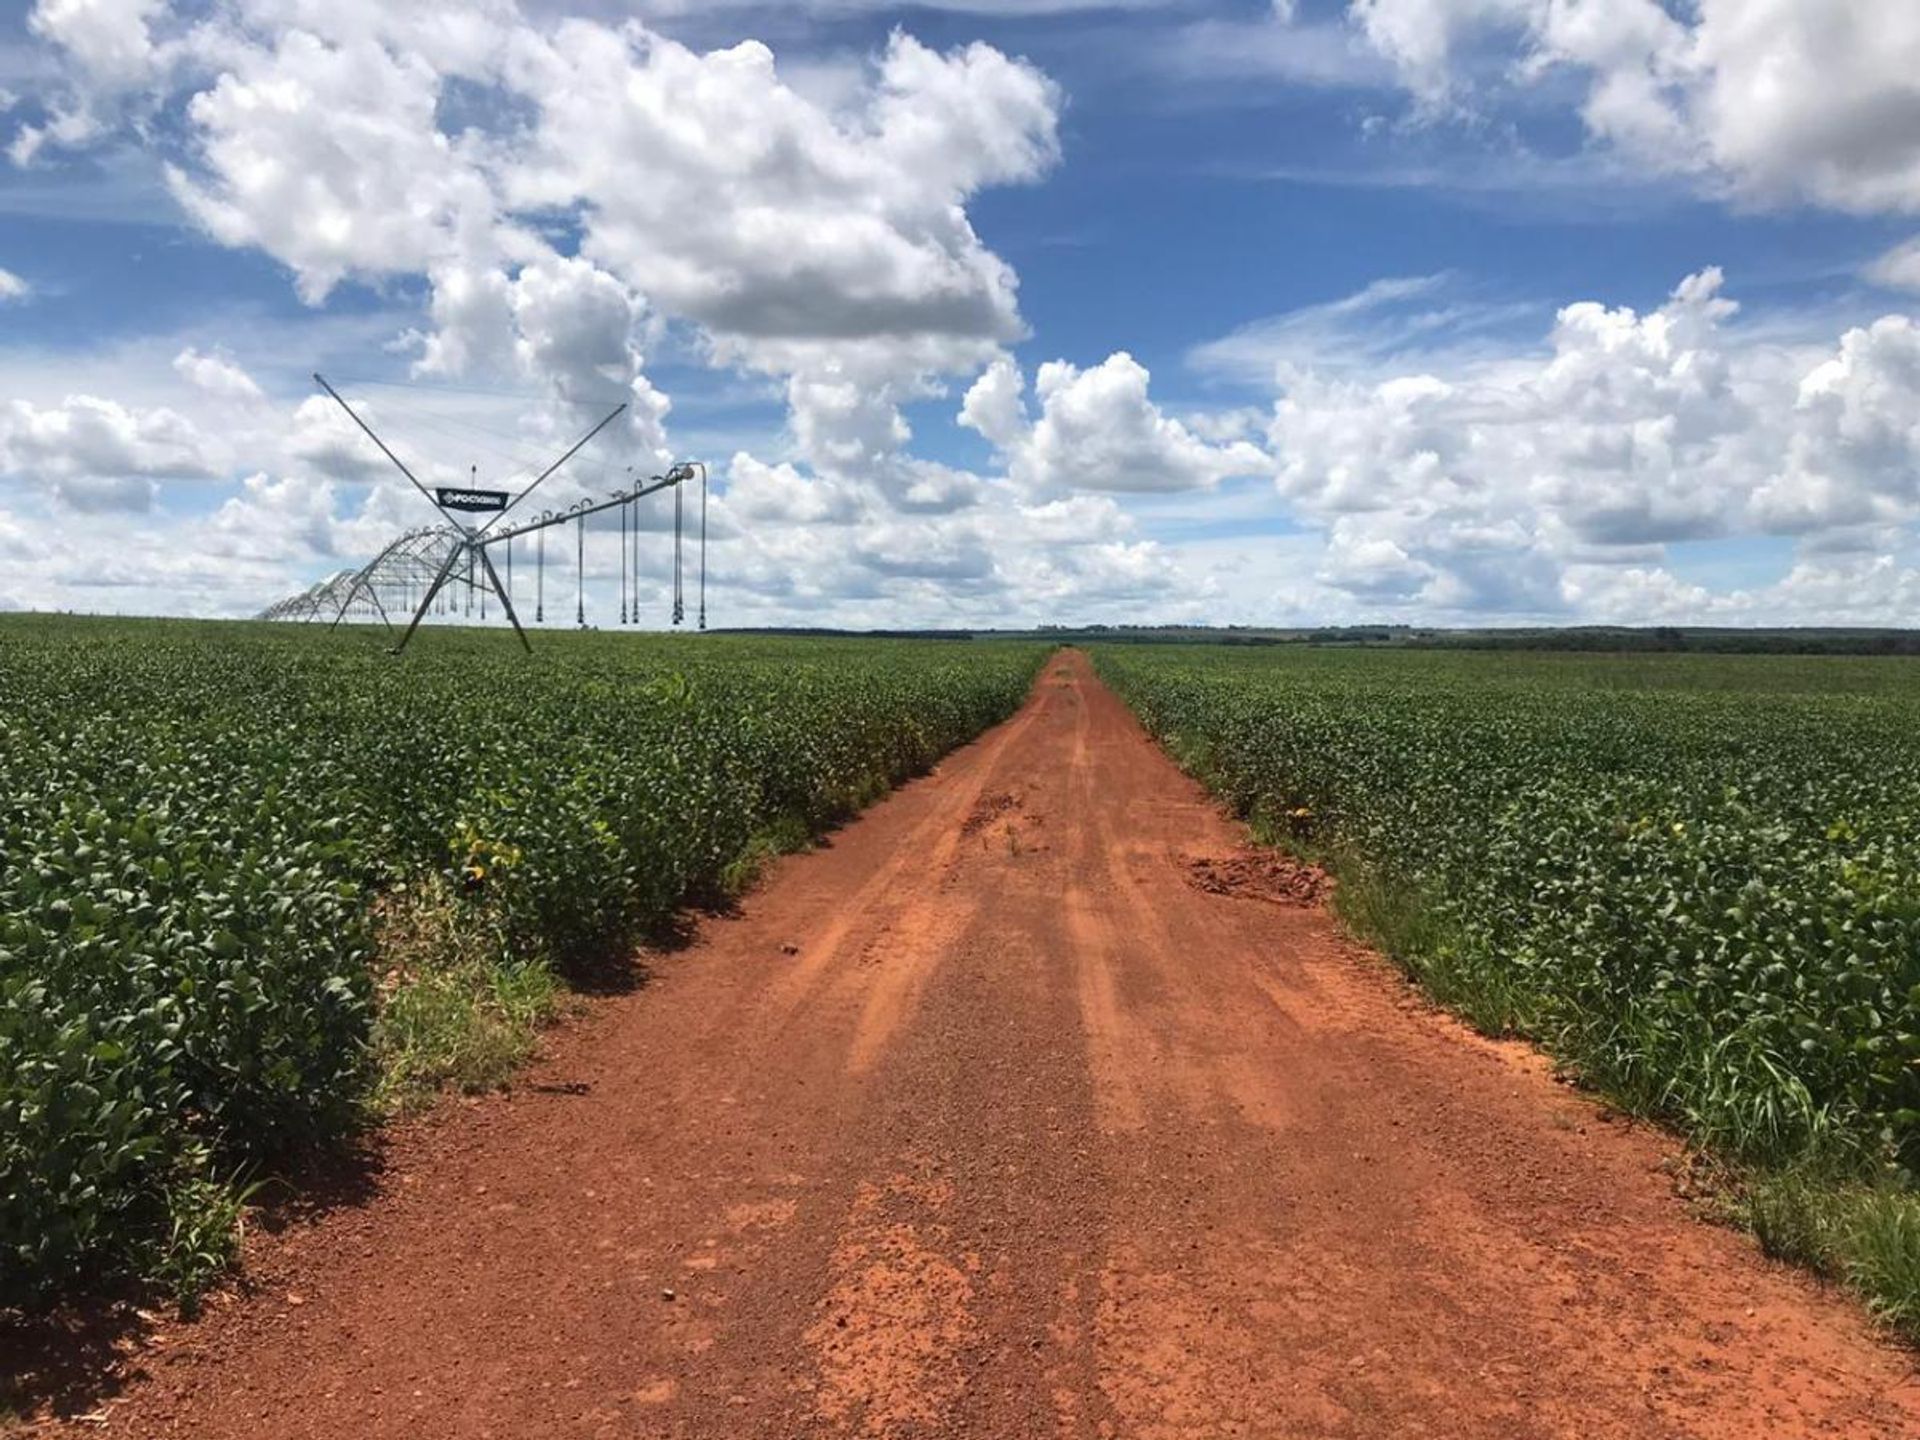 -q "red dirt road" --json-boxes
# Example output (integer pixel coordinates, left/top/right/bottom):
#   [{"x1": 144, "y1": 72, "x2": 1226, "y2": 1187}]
[{"x1": 37, "y1": 652, "x2": 1920, "y2": 1437}]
